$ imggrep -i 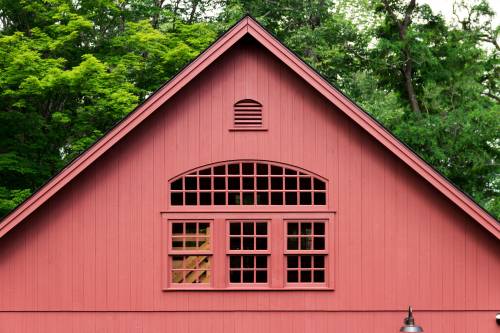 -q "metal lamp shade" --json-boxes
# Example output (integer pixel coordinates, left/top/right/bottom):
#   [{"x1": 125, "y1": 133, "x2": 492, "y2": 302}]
[
  {"x1": 400, "y1": 326, "x2": 424, "y2": 333},
  {"x1": 400, "y1": 306, "x2": 424, "y2": 332}
]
